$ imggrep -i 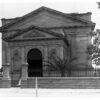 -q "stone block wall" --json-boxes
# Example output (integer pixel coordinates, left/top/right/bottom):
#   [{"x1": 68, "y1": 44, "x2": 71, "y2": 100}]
[{"x1": 0, "y1": 78, "x2": 11, "y2": 88}]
